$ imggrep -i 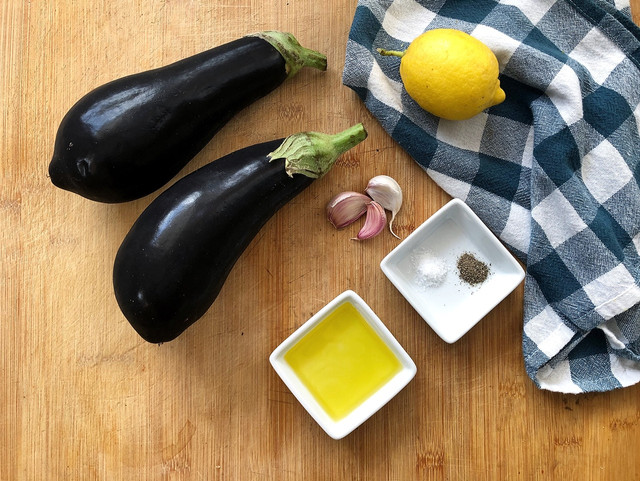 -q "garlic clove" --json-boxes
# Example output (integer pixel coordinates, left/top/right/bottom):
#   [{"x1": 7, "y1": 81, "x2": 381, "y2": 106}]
[
  {"x1": 326, "y1": 191, "x2": 370, "y2": 229},
  {"x1": 365, "y1": 175, "x2": 402, "y2": 239},
  {"x1": 352, "y1": 201, "x2": 387, "y2": 240}
]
